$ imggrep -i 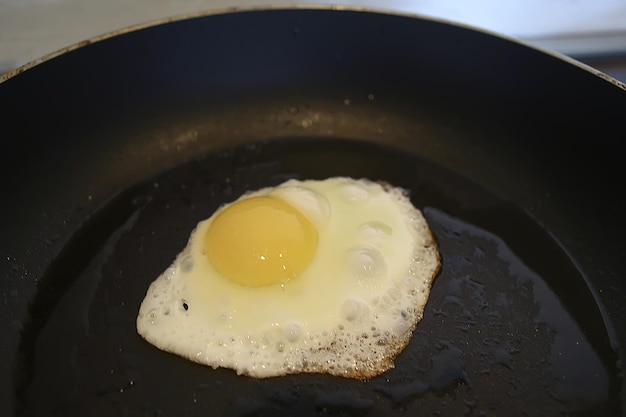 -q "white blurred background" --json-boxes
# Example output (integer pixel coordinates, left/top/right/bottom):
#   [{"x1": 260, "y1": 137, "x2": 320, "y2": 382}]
[{"x1": 1, "y1": 0, "x2": 626, "y2": 79}]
